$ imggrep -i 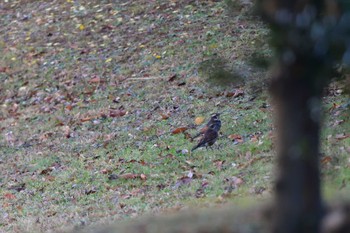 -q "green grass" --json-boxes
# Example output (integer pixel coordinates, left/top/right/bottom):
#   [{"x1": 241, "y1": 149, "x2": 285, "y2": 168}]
[{"x1": 0, "y1": 0, "x2": 349, "y2": 232}]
